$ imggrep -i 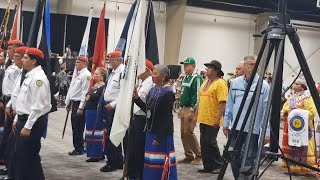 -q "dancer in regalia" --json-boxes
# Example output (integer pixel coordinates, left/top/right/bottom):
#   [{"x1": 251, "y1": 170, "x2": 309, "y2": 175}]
[
  {"x1": 281, "y1": 78, "x2": 317, "y2": 175},
  {"x1": 134, "y1": 65, "x2": 177, "y2": 180}
]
